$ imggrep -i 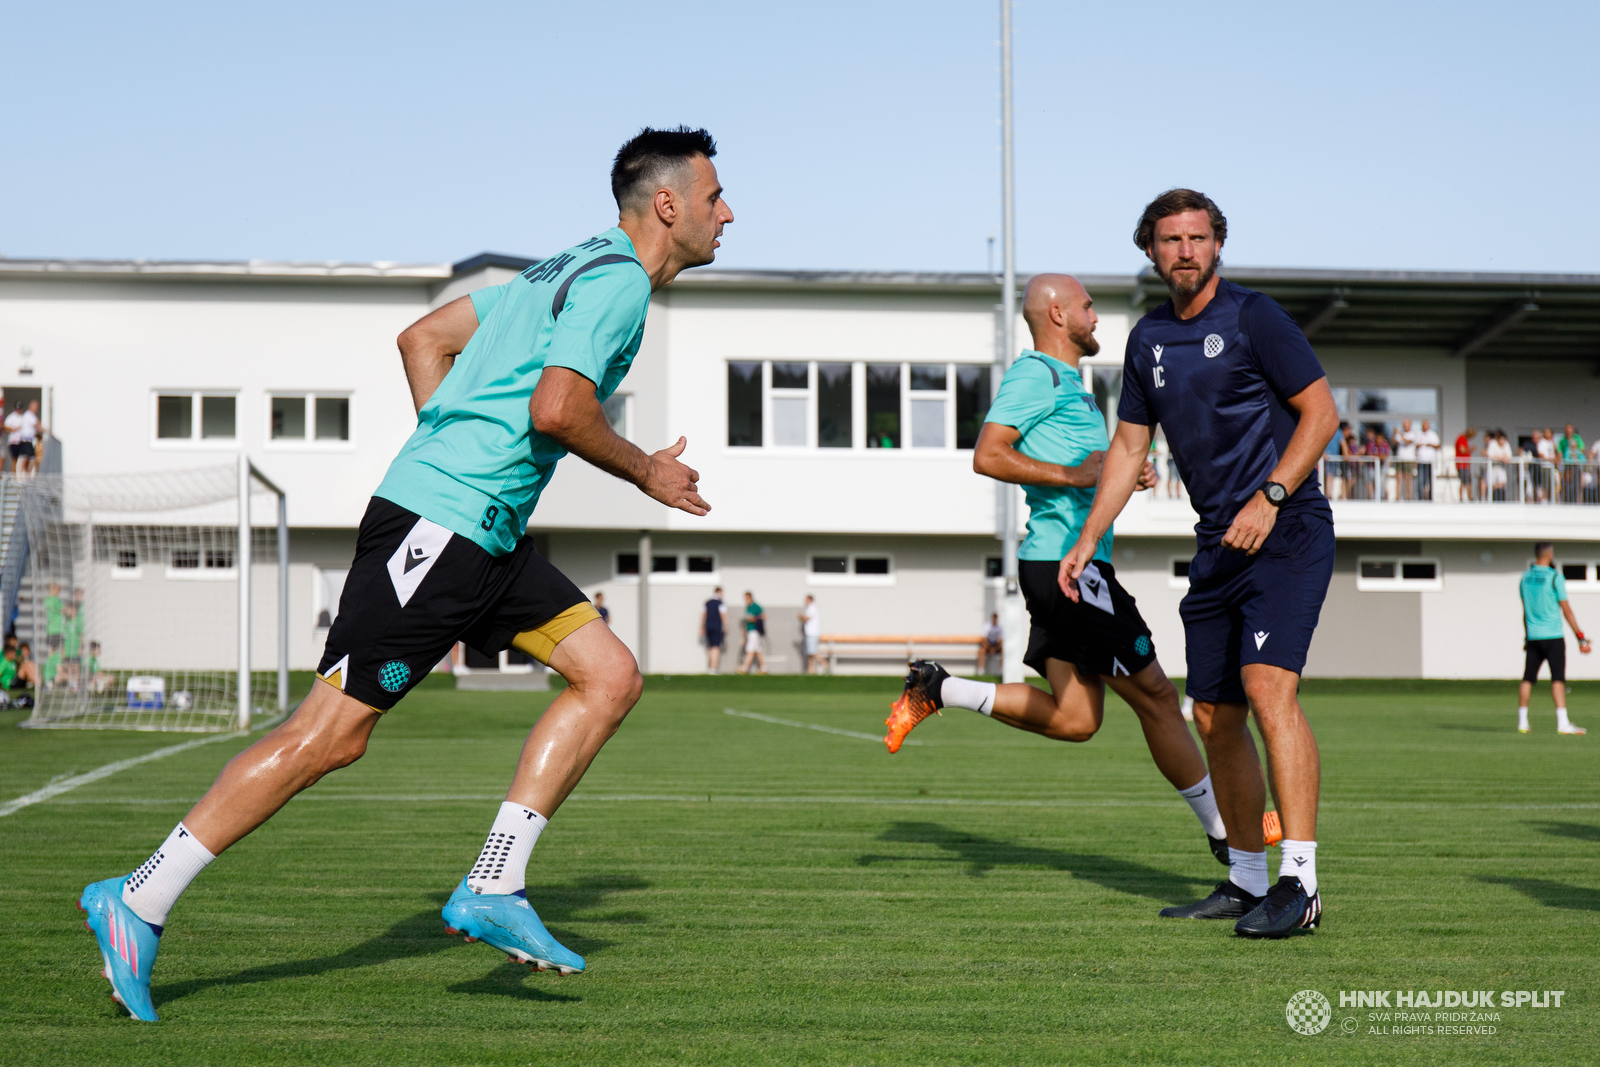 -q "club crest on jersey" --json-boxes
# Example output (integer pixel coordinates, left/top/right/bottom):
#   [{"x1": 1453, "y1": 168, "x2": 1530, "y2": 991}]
[{"x1": 1204, "y1": 334, "x2": 1225, "y2": 358}]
